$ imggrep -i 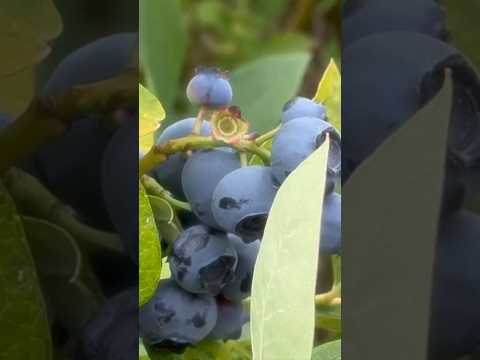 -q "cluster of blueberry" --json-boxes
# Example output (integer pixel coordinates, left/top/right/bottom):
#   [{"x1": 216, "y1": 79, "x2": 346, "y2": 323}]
[
  {"x1": 344, "y1": 1, "x2": 480, "y2": 358},
  {"x1": 12, "y1": 34, "x2": 139, "y2": 360},
  {"x1": 140, "y1": 68, "x2": 342, "y2": 350}
]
